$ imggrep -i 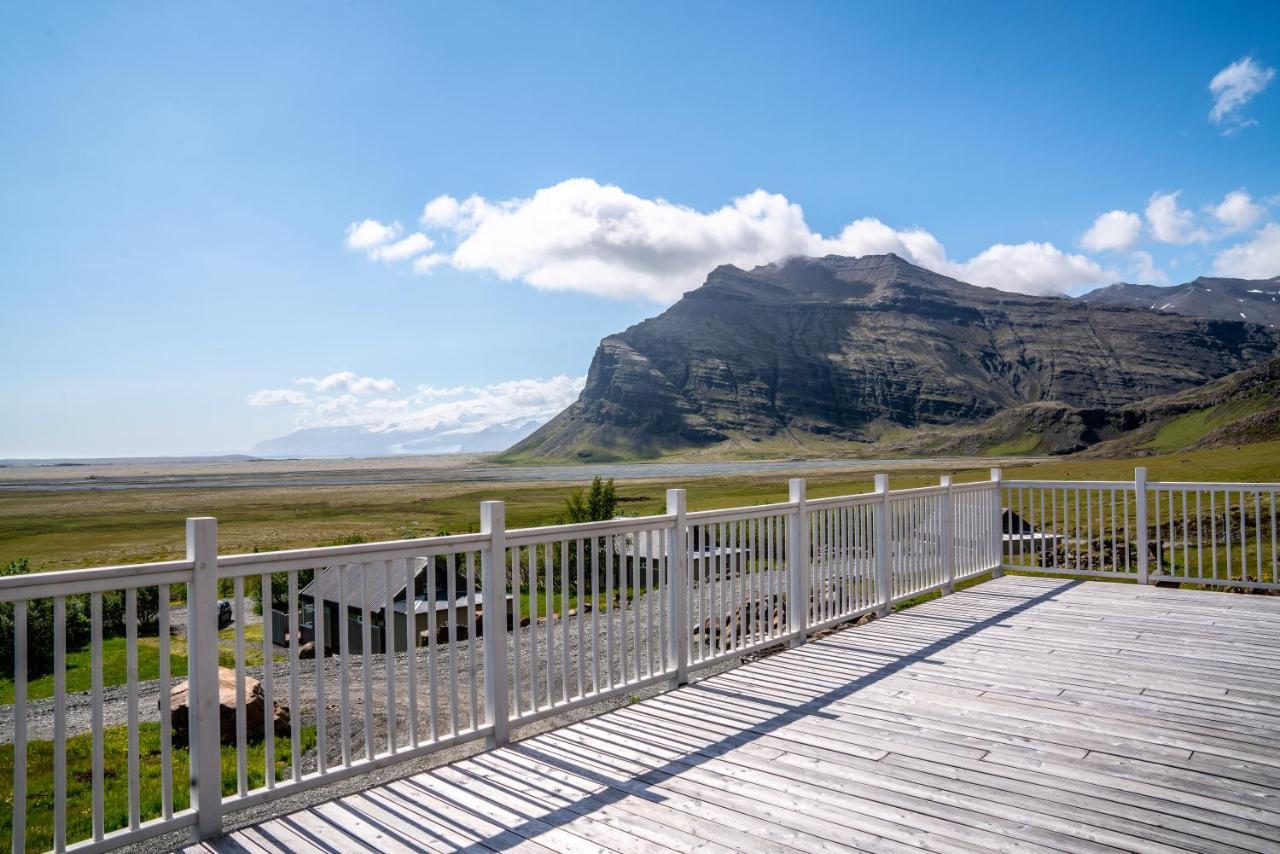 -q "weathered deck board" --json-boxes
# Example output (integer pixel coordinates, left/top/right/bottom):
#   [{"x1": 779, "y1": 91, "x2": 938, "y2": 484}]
[{"x1": 188, "y1": 577, "x2": 1280, "y2": 853}]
